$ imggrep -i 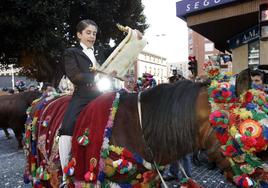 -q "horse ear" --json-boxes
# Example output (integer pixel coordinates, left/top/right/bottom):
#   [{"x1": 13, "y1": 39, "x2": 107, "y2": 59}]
[{"x1": 235, "y1": 68, "x2": 251, "y2": 97}]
